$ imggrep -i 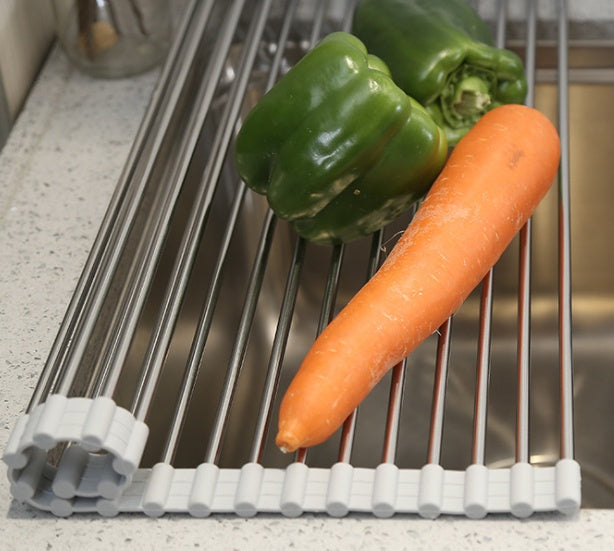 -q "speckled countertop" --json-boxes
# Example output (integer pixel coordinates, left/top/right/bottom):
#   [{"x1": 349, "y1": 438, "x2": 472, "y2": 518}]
[{"x1": 1, "y1": 39, "x2": 614, "y2": 551}]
